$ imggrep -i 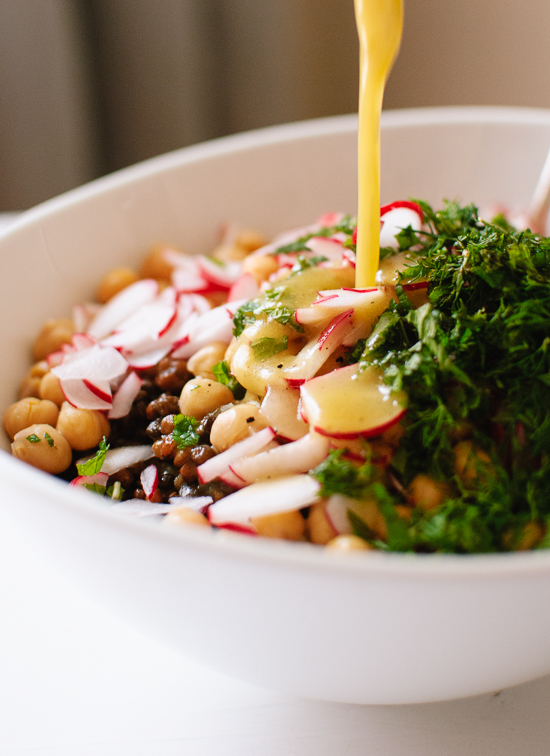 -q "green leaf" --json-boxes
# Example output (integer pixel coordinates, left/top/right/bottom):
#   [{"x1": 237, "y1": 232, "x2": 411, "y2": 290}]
[
  {"x1": 44, "y1": 431, "x2": 56, "y2": 448},
  {"x1": 77, "y1": 437, "x2": 109, "y2": 476},
  {"x1": 251, "y1": 335, "x2": 288, "y2": 360},
  {"x1": 25, "y1": 433, "x2": 41, "y2": 444},
  {"x1": 172, "y1": 414, "x2": 200, "y2": 448},
  {"x1": 212, "y1": 360, "x2": 245, "y2": 399}
]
